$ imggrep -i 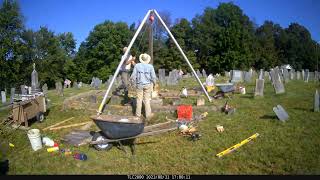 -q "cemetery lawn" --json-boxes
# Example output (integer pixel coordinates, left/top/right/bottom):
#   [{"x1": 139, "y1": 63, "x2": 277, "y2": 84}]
[{"x1": 1, "y1": 78, "x2": 320, "y2": 175}]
